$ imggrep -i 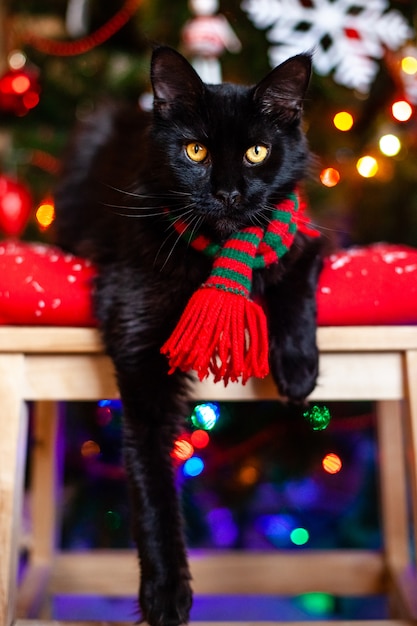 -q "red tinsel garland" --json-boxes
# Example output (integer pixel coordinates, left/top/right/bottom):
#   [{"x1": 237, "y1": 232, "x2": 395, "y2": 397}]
[{"x1": 22, "y1": 0, "x2": 142, "y2": 57}]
